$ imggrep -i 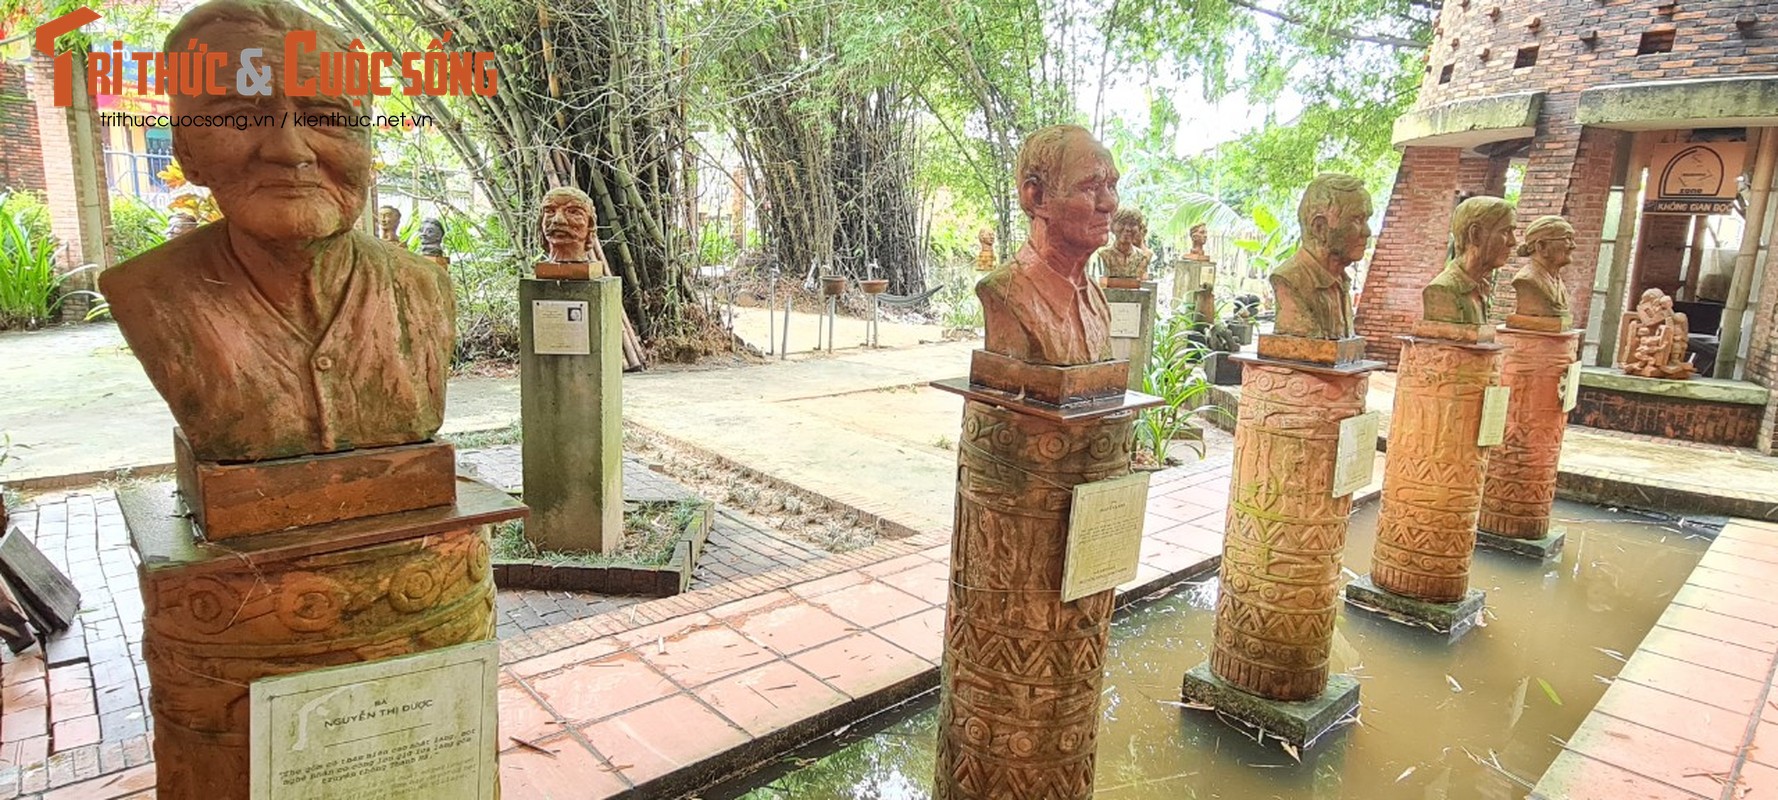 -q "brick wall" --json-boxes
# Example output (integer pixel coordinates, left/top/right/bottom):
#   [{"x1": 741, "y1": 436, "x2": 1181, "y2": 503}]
[
  {"x1": 1420, "y1": 0, "x2": 1778, "y2": 112},
  {"x1": 1629, "y1": 214, "x2": 1691, "y2": 301},
  {"x1": 1746, "y1": 170, "x2": 1778, "y2": 453},
  {"x1": 0, "y1": 63, "x2": 46, "y2": 194},
  {"x1": 1356, "y1": 147, "x2": 1463, "y2": 366}
]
